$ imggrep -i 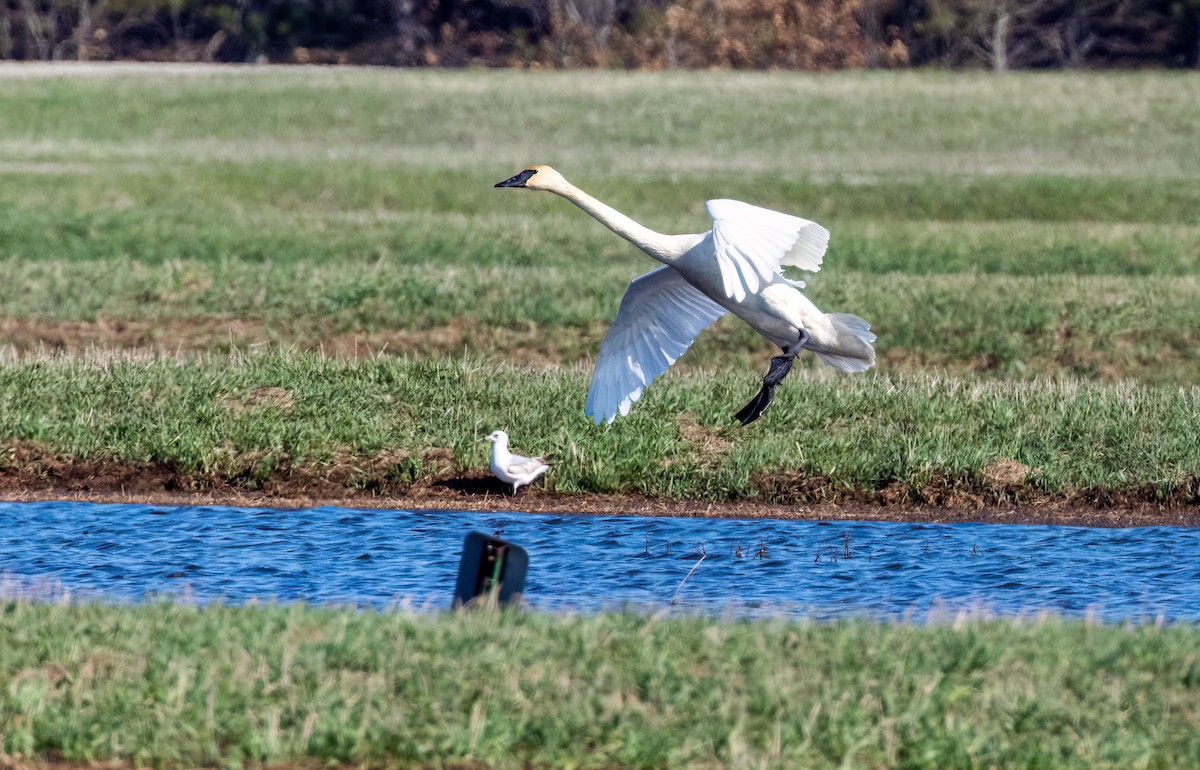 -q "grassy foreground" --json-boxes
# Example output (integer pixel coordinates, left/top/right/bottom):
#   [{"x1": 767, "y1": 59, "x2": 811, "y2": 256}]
[
  {"x1": 2, "y1": 600, "x2": 1199, "y2": 769},
  {"x1": 1, "y1": 351, "x2": 1198, "y2": 505}
]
